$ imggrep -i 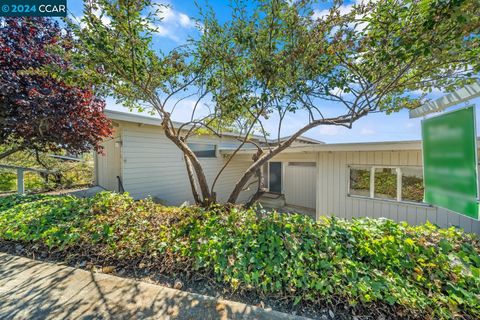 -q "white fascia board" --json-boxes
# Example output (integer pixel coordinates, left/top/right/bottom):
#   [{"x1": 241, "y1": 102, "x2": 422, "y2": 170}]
[{"x1": 220, "y1": 140, "x2": 423, "y2": 154}]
